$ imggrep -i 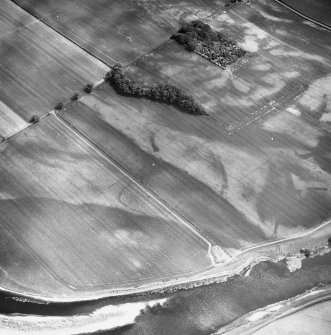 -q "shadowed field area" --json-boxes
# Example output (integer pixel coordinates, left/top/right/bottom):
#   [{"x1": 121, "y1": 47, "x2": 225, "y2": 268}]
[{"x1": 0, "y1": 115, "x2": 211, "y2": 296}]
